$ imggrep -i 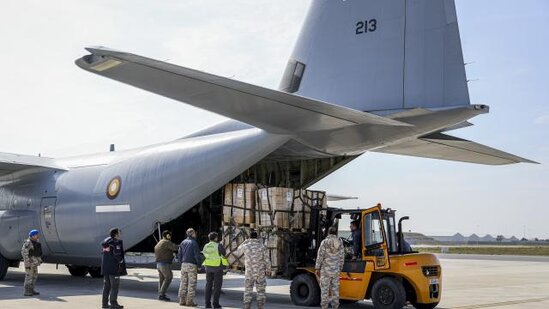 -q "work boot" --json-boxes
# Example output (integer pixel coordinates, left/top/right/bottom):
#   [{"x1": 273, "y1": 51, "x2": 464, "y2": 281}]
[
  {"x1": 23, "y1": 285, "x2": 33, "y2": 296},
  {"x1": 186, "y1": 302, "x2": 198, "y2": 307},
  {"x1": 158, "y1": 294, "x2": 170, "y2": 301},
  {"x1": 179, "y1": 298, "x2": 185, "y2": 306},
  {"x1": 31, "y1": 286, "x2": 40, "y2": 295},
  {"x1": 110, "y1": 303, "x2": 124, "y2": 309}
]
